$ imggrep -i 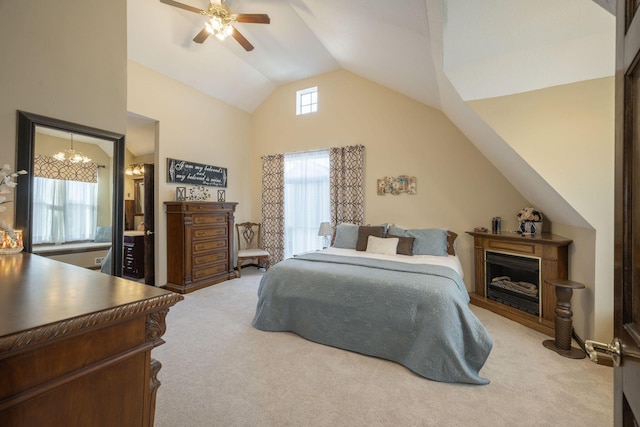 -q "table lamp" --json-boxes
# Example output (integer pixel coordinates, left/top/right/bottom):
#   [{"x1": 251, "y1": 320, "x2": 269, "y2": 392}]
[{"x1": 318, "y1": 222, "x2": 332, "y2": 248}]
